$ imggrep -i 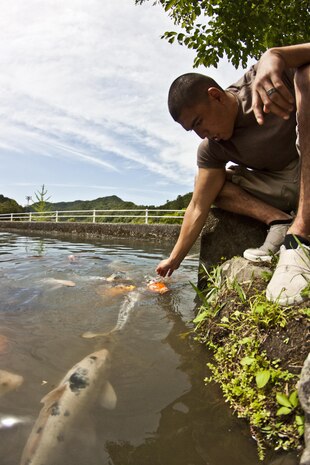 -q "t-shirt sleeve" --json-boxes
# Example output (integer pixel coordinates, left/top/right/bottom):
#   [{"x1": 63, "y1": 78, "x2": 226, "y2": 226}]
[{"x1": 197, "y1": 139, "x2": 228, "y2": 169}]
